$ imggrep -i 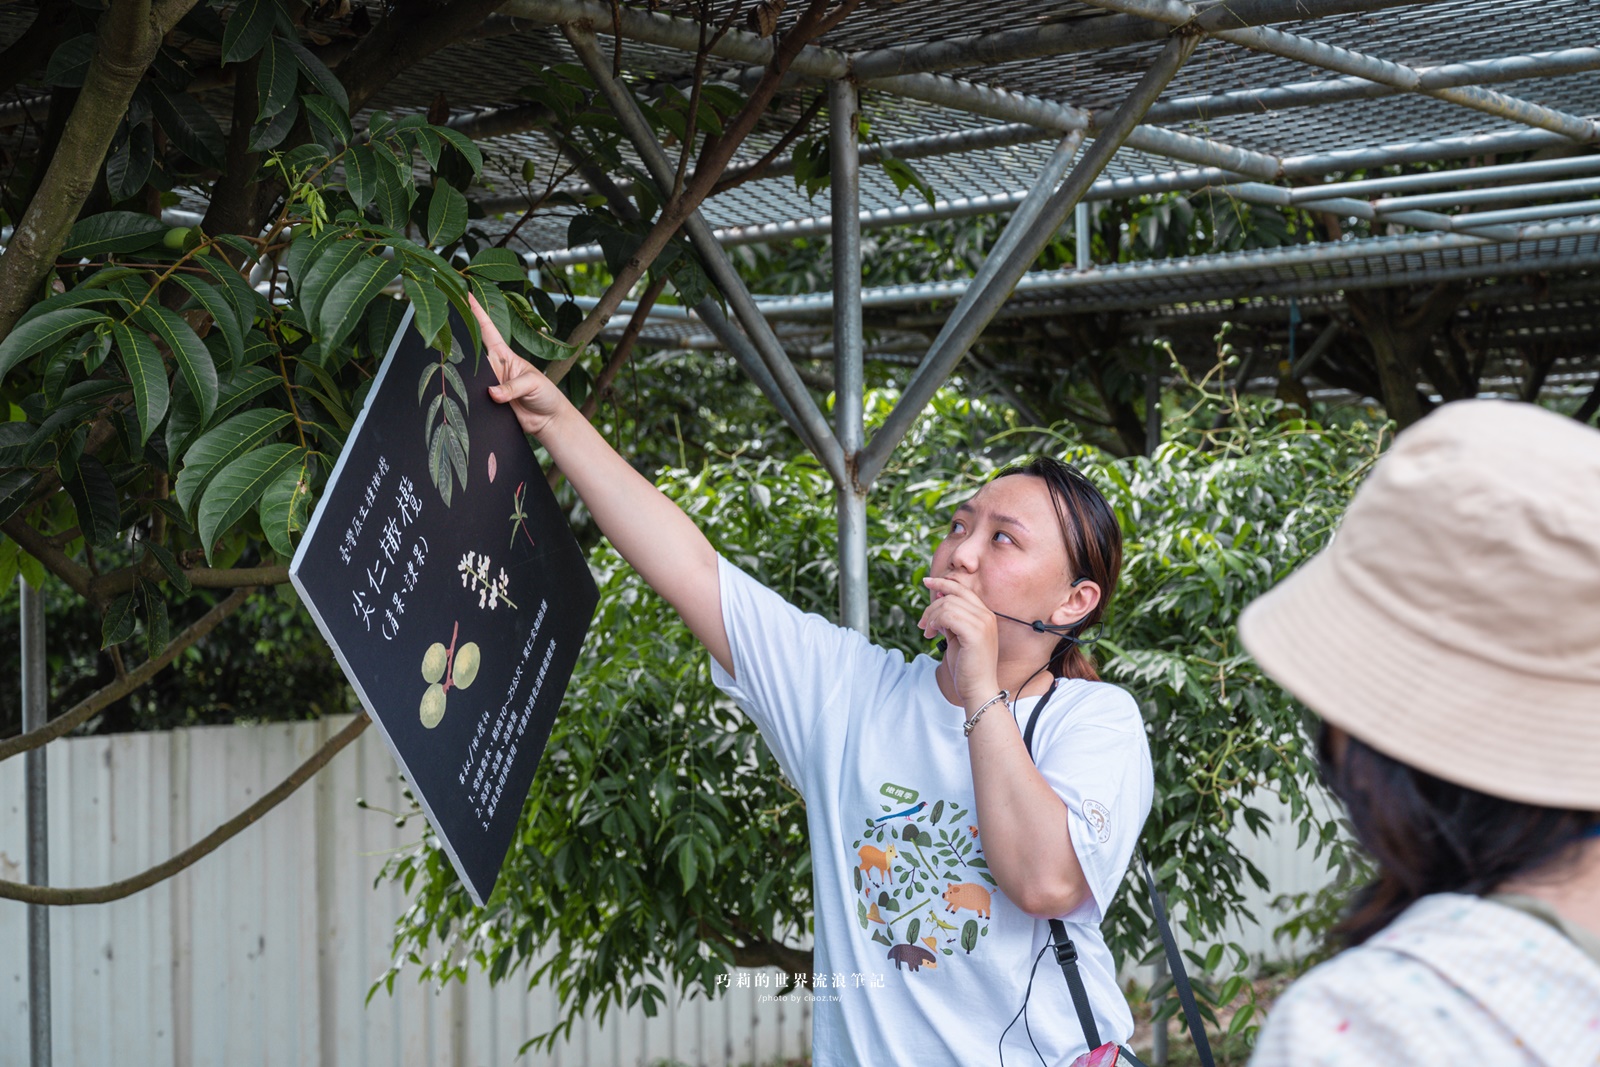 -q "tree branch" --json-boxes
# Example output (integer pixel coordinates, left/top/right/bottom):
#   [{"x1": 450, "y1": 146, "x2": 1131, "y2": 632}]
[
  {"x1": 87, "y1": 560, "x2": 289, "y2": 600},
  {"x1": 0, "y1": 713, "x2": 369, "y2": 905},
  {"x1": 578, "y1": 272, "x2": 669, "y2": 422},
  {"x1": 0, "y1": 587, "x2": 252, "y2": 764},
  {"x1": 710, "y1": 92, "x2": 825, "y2": 197},
  {"x1": 551, "y1": 0, "x2": 863, "y2": 382},
  {"x1": 0, "y1": 0, "x2": 200, "y2": 340},
  {"x1": 1, "y1": 515, "x2": 93, "y2": 598}
]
